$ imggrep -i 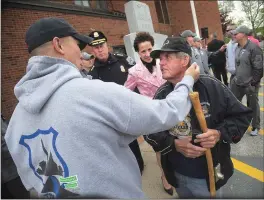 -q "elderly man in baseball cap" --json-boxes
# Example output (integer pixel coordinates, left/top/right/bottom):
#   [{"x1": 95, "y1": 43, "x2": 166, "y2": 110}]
[
  {"x1": 180, "y1": 30, "x2": 210, "y2": 74},
  {"x1": 80, "y1": 52, "x2": 95, "y2": 77},
  {"x1": 145, "y1": 37, "x2": 253, "y2": 198},
  {"x1": 180, "y1": 30, "x2": 196, "y2": 46},
  {"x1": 193, "y1": 36, "x2": 227, "y2": 76},
  {"x1": 231, "y1": 25, "x2": 263, "y2": 136}
]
